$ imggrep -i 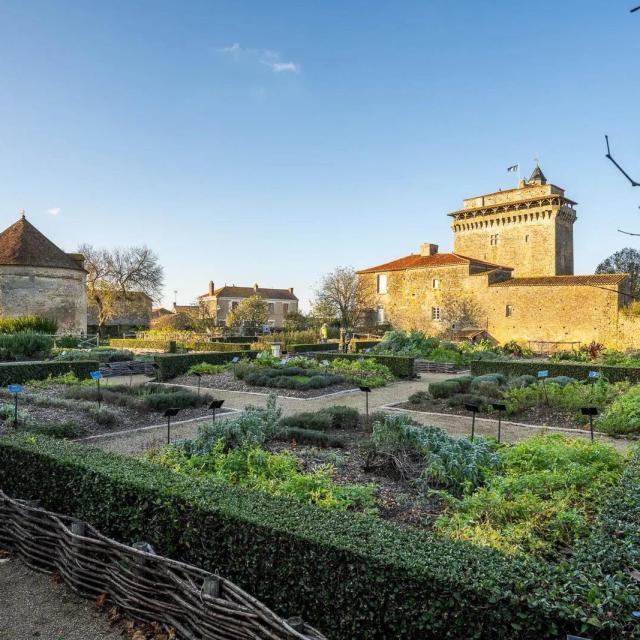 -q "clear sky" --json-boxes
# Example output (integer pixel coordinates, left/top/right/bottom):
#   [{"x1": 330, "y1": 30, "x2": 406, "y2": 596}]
[{"x1": 0, "y1": 1, "x2": 638, "y2": 310}]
